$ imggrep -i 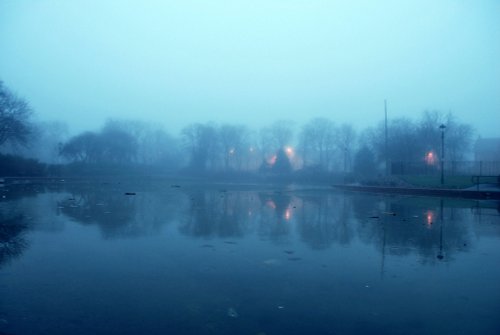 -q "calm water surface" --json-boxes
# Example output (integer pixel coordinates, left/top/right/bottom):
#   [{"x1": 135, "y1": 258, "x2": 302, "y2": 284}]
[{"x1": 1, "y1": 181, "x2": 499, "y2": 335}]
